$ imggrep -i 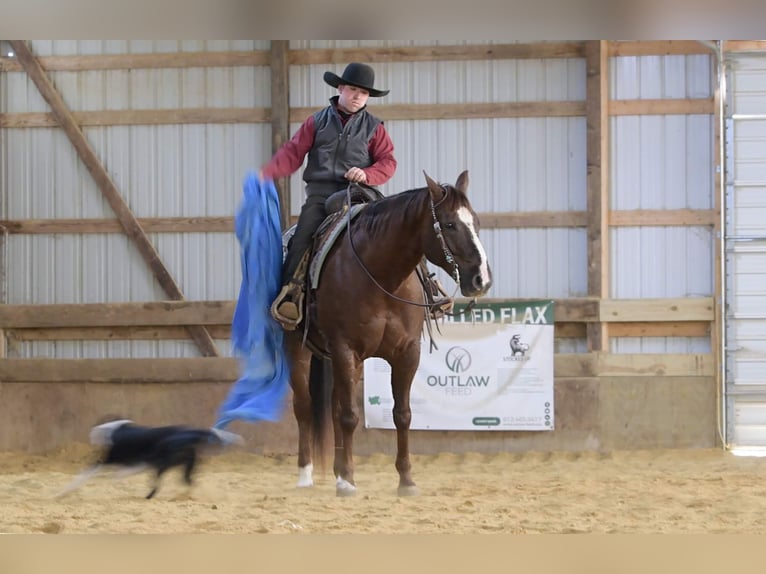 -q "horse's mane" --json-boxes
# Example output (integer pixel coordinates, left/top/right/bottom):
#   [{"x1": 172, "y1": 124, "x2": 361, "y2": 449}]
[
  {"x1": 355, "y1": 183, "x2": 471, "y2": 238},
  {"x1": 353, "y1": 187, "x2": 424, "y2": 236}
]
